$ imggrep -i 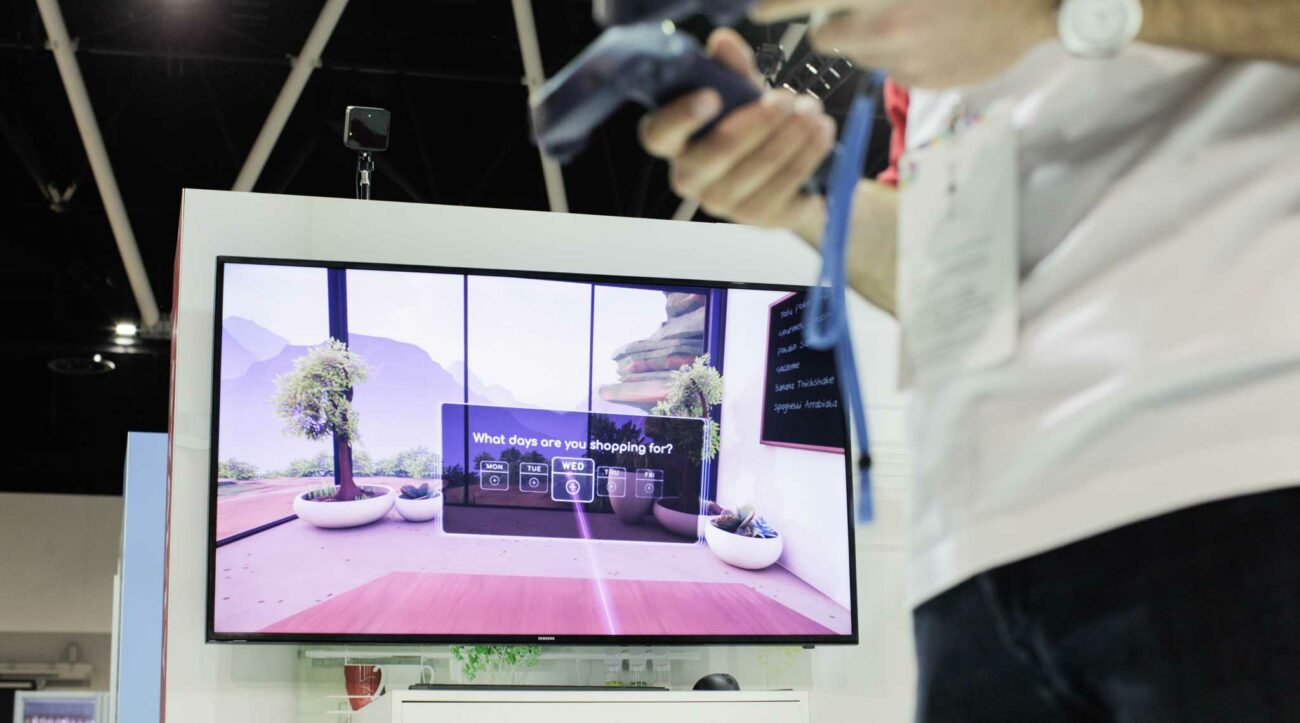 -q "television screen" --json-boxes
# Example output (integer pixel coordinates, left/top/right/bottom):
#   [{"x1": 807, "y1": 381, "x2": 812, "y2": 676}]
[{"x1": 208, "y1": 258, "x2": 857, "y2": 644}]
